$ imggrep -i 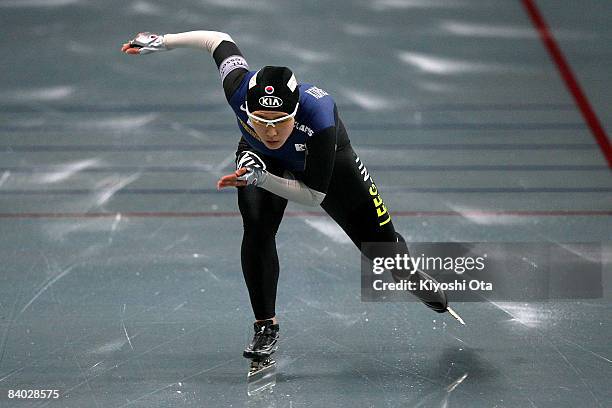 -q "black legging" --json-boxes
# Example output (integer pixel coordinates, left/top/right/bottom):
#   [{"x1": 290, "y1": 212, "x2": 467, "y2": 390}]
[{"x1": 237, "y1": 142, "x2": 446, "y2": 319}]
